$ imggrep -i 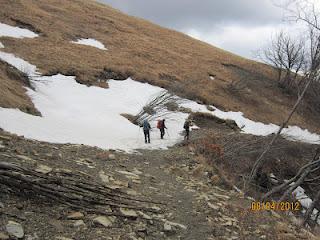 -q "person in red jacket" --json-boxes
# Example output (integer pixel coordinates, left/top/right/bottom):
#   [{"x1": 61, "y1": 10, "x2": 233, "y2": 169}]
[{"x1": 157, "y1": 119, "x2": 167, "y2": 139}]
